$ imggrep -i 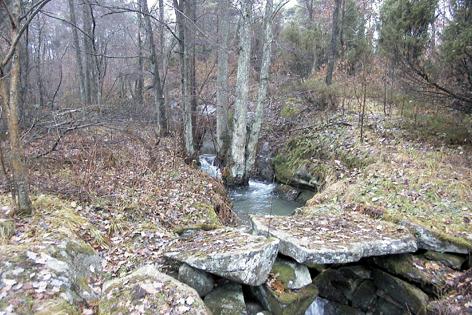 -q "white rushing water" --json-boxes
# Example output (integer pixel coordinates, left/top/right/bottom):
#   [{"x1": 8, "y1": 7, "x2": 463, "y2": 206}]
[{"x1": 199, "y1": 154, "x2": 221, "y2": 179}]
